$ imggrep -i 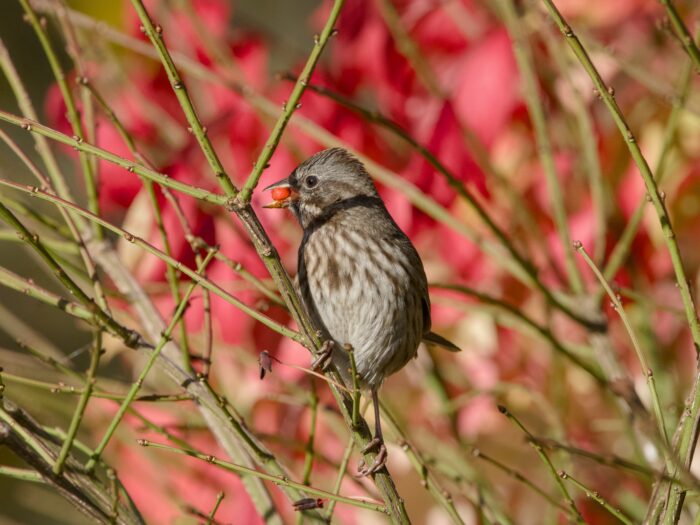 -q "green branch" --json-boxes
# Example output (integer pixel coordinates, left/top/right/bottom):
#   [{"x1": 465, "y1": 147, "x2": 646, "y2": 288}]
[
  {"x1": 128, "y1": 0, "x2": 237, "y2": 196},
  {"x1": 18, "y1": 0, "x2": 101, "y2": 237},
  {"x1": 498, "y1": 405, "x2": 584, "y2": 523},
  {"x1": 0, "y1": 110, "x2": 226, "y2": 206},
  {"x1": 138, "y1": 439, "x2": 388, "y2": 514},
  {"x1": 599, "y1": 47, "x2": 694, "y2": 298},
  {"x1": 576, "y1": 244, "x2": 668, "y2": 445},
  {"x1": 0, "y1": 265, "x2": 92, "y2": 321},
  {"x1": 559, "y1": 471, "x2": 633, "y2": 525},
  {"x1": 237, "y1": 0, "x2": 345, "y2": 203},
  {"x1": 660, "y1": 0, "x2": 700, "y2": 73},
  {"x1": 53, "y1": 332, "x2": 102, "y2": 474},
  {"x1": 472, "y1": 448, "x2": 567, "y2": 512}
]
